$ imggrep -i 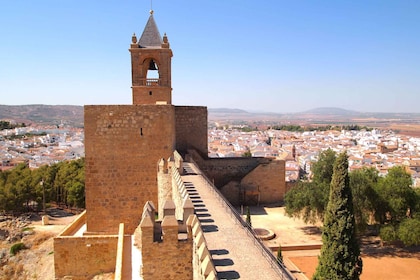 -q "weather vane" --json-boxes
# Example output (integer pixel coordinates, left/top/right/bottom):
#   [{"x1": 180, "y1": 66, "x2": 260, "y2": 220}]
[{"x1": 150, "y1": 0, "x2": 153, "y2": 14}]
